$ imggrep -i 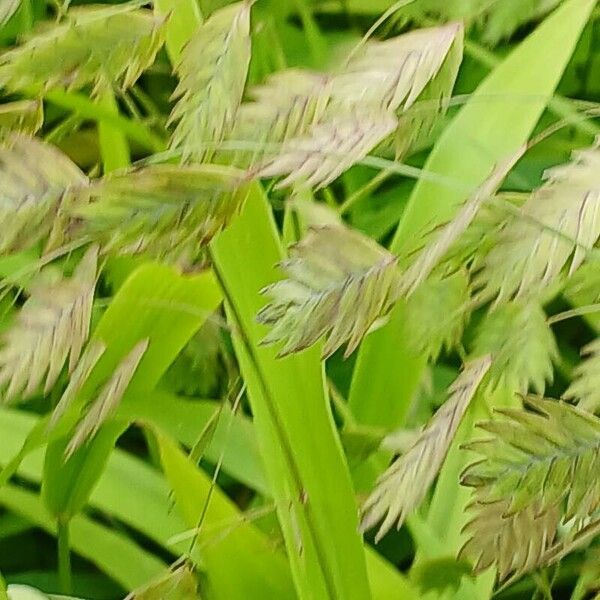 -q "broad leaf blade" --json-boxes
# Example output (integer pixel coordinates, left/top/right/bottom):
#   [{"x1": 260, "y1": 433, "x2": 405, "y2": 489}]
[
  {"x1": 157, "y1": 430, "x2": 295, "y2": 600},
  {"x1": 0, "y1": 482, "x2": 166, "y2": 590},
  {"x1": 211, "y1": 185, "x2": 371, "y2": 600}
]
